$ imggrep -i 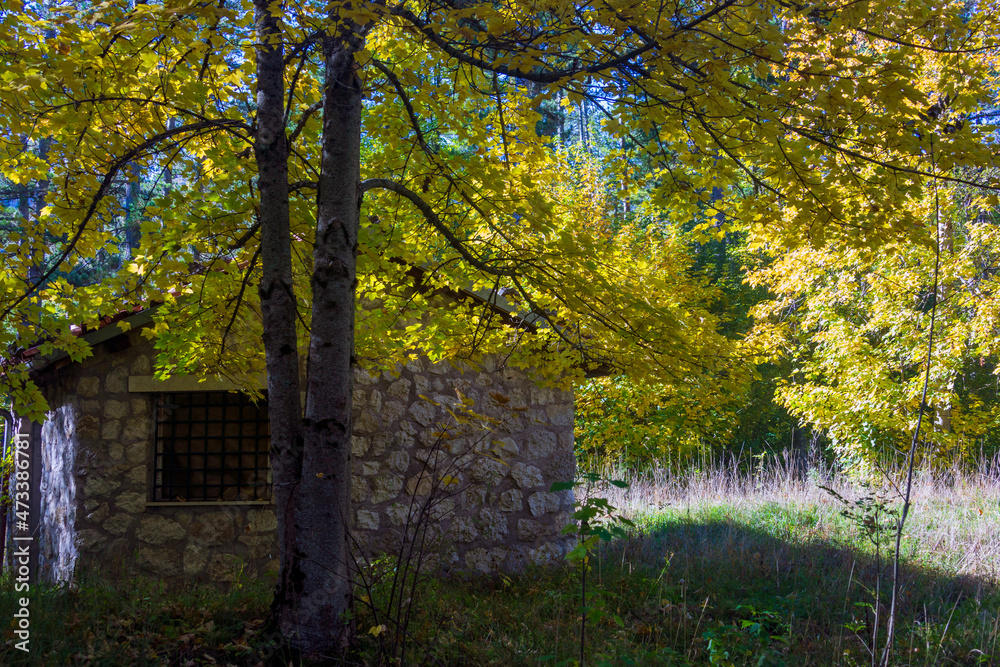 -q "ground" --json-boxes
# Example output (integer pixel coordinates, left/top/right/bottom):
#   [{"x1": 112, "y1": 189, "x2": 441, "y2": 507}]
[{"x1": 2, "y1": 457, "x2": 998, "y2": 666}]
